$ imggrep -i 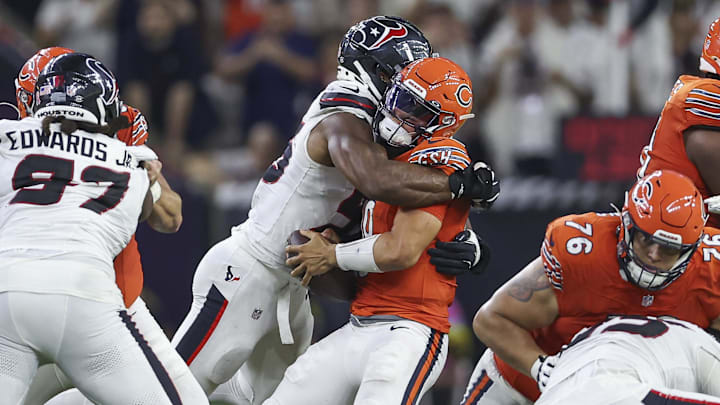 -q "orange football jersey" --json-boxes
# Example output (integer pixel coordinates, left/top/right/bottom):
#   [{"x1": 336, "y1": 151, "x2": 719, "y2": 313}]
[
  {"x1": 496, "y1": 212, "x2": 720, "y2": 401},
  {"x1": 116, "y1": 104, "x2": 149, "y2": 146},
  {"x1": 350, "y1": 137, "x2": 471, "y2": 333},
  {"x1": 113, "y1": 103, "x2": 149, "y2": 307},
  {"x1": 638, "y1": 75, "x2": 720, "y2": 226}
]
